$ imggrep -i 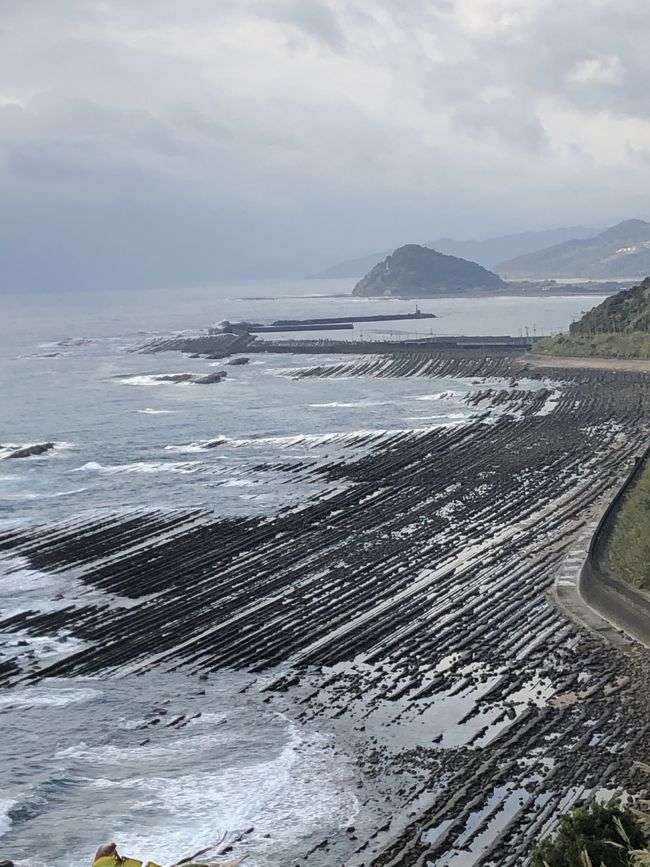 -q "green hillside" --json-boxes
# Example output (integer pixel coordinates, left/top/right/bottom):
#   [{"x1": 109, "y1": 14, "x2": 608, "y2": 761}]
[
  {"x1": 570, "y1": 277, "x2": 650, "y2": 334},
  {"x1": 352, "y1": 244, "x2": 505, "y2": 296},
  {"x1": 535, "y1": 277, "x2": 650, "y2": 358},
  {"x1": 497, "y1": 219, "x2": 650, "y2": 279}
]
